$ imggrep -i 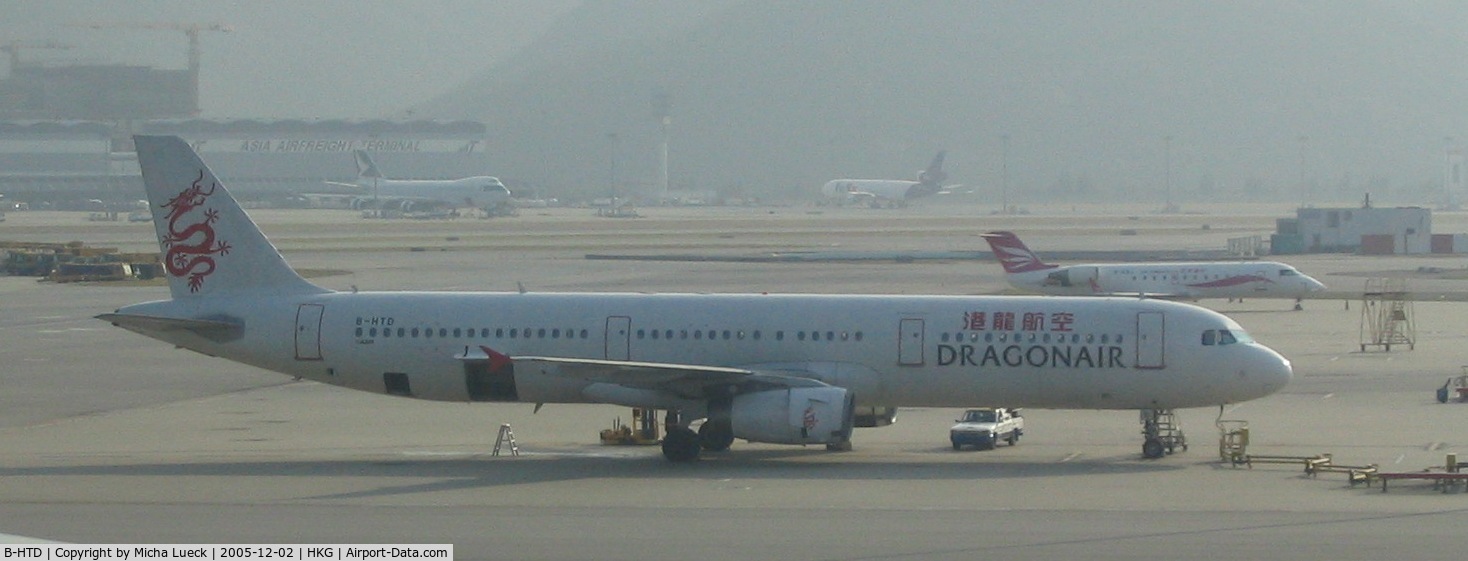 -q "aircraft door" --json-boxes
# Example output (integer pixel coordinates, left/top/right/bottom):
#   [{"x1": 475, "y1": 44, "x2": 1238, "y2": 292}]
[
  {"x1": 1135, "y1": 311, "x2": 1164, "y2": 369},
  {"x1": 295, "y1": 304, "x2": 324, "y2": 361},
  {"x1": 898, "y1": 318, "x2": 925, "y2": 366},
  {"x1": 605, "y1": 316, "x2": 631, "y2": 360}
]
